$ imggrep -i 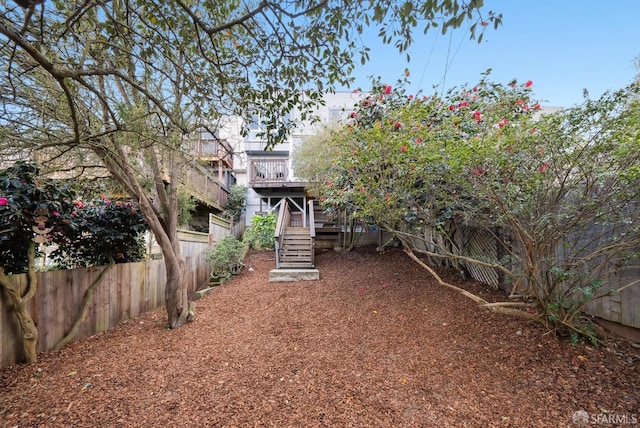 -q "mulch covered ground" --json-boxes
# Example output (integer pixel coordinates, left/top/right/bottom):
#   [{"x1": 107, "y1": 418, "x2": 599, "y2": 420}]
[{"x1": 1, "y1": 247, "x2": 638, "y2": 427}]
